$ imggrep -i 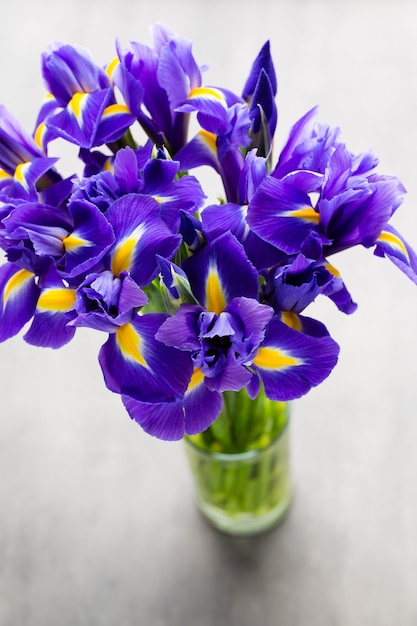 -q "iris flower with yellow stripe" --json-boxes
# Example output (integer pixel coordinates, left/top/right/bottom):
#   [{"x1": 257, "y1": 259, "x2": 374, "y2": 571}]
[{"x1": 112, "y1": 233, "x2": 339, "y2": 439}]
